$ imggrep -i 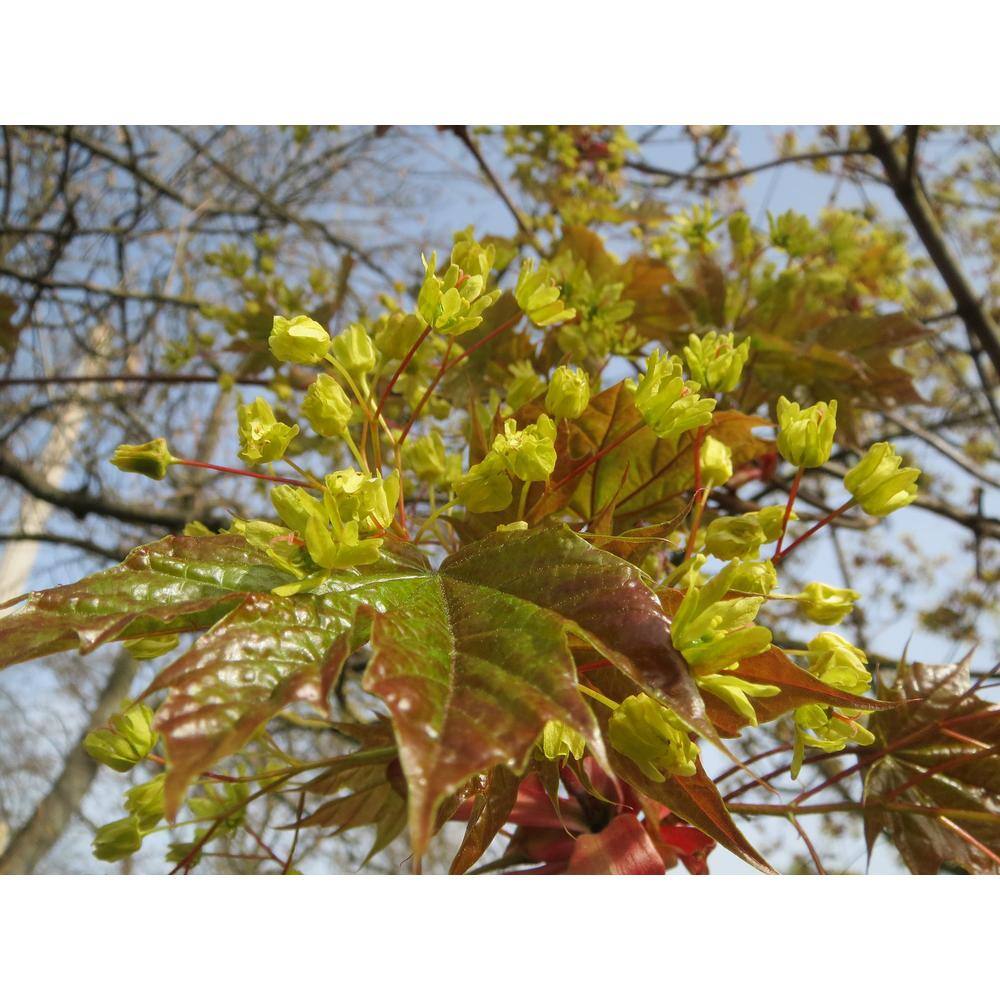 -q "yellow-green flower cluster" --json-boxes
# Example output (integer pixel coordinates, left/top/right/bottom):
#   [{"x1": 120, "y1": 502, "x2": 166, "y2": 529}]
[
  {"x1": 682, "y1": 331, "x2": 750, "y2": 394},
  {"x1": 545, "y1": 365, "x2": 590, "y2": 419},
  {"x1": 417, "y1": 248, "x2": 501, "y2": 337},
  {"x1": 238, "y1": 397, "x2": 299, "y2": 465},
  {"x1": 491, "y1": 415, "x2": 557, "y2": 483},
  {"x1": 301, "y1": 374, "x2": 353, "y2": 438},
  {"x1": 84, "y1": 704, "x2": 157, "y2": 773},
  {"x1": 844, "y1": 441, "x2": 920, "y2": 516},
  {"x1": 791, "y1": 632, "x2": 874, "y2": 777},
  {"x1": 111, "y1": 438, "x2": 177, "y2": 481},
  {"x1": 514, "y1": 258, "x2": 576, "y2": 327},
  {"x1": 540, "y1": 719, "x2": 586, "y2": 762},
  {"x1": 776, "y1": 396, "x2": 837, "y2": 468},
  {"x1": 269, "y1": 315, "x2": 331, "y2": 364},
  {"x1": 703, "y1": 506, "x2": 789, "y2": 561},
  {"x1": 626, "y1": 351, "x2": 716, "y2": 442},
  {"x1": 609, "y1": 693, "x2": 699, "y2": 780}
]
